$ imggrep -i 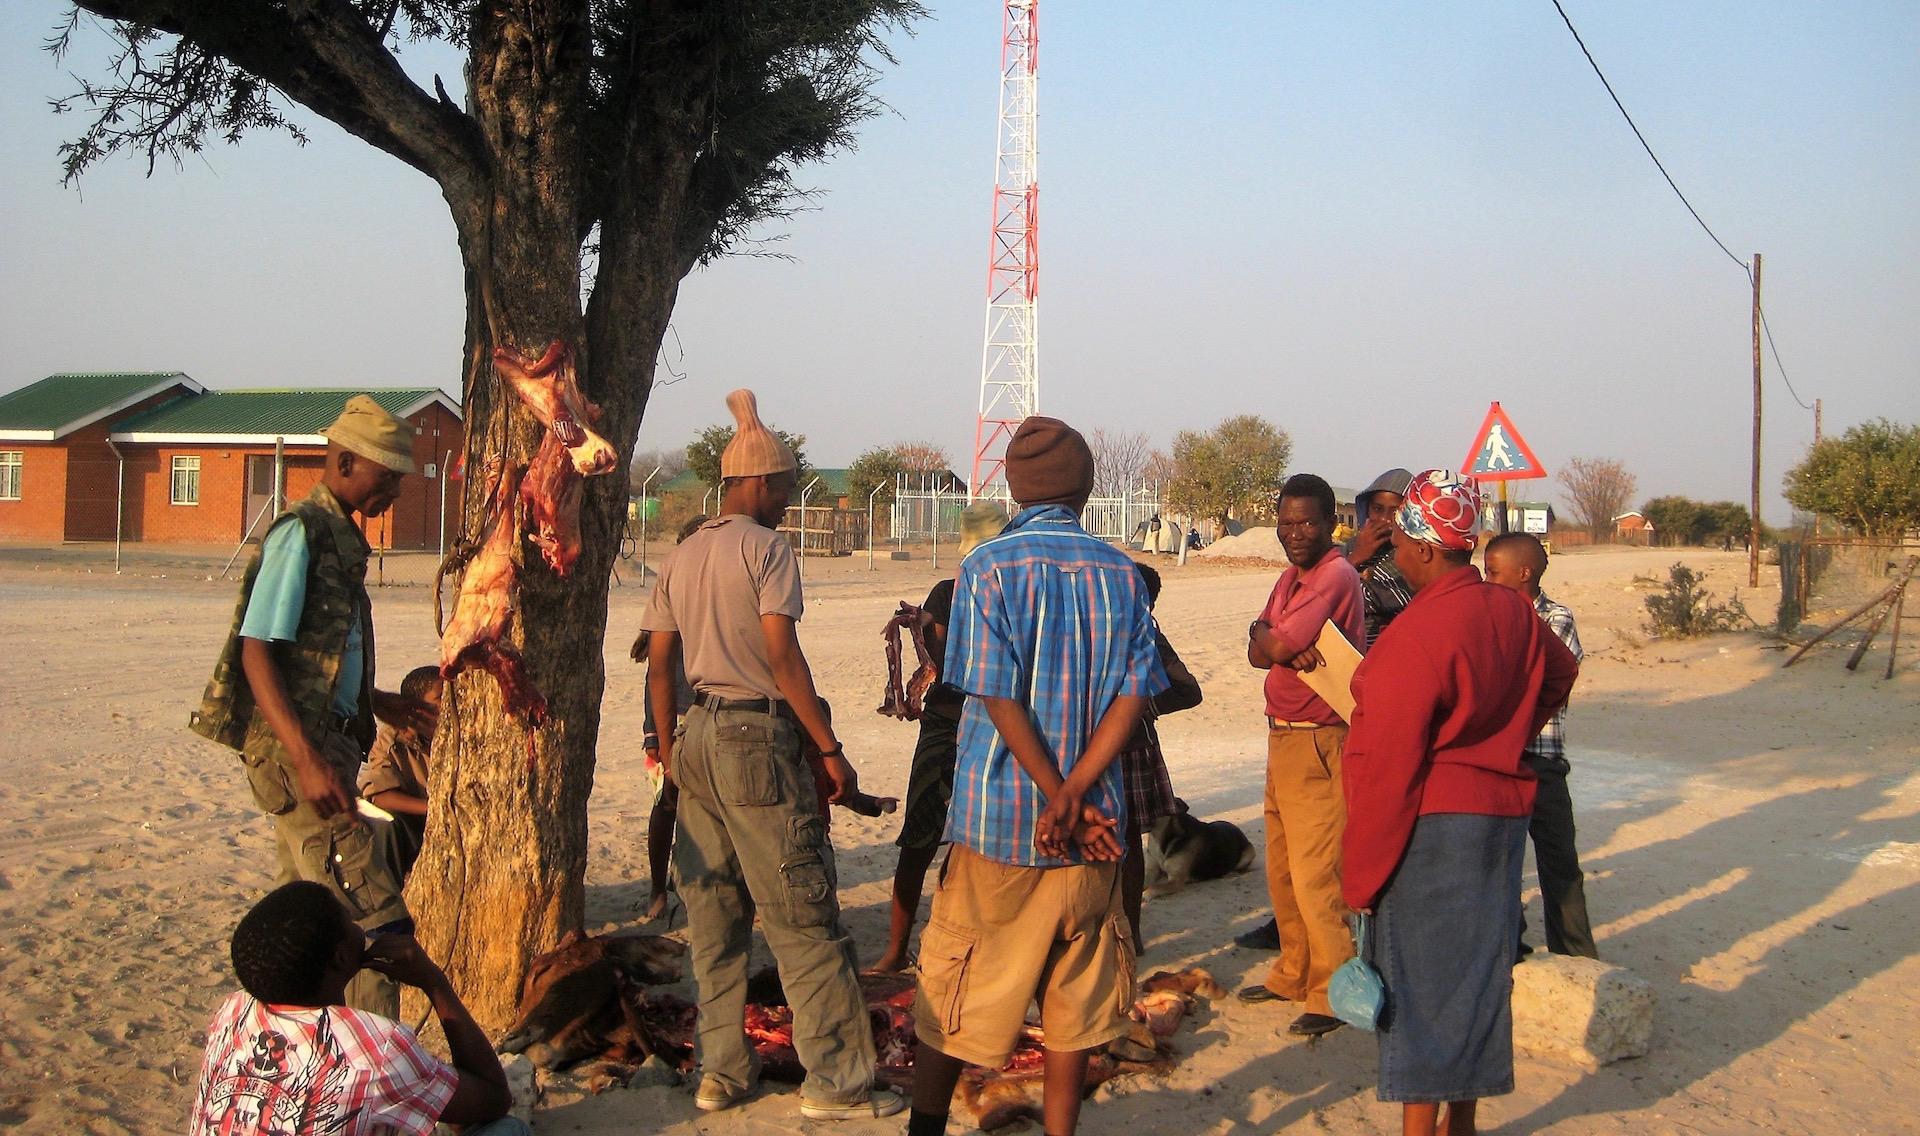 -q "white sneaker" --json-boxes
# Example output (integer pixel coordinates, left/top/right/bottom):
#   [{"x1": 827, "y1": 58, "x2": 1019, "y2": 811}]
[
  {"x1": 800, "y1": 1089, "x2": 907, "y2": 1120},
  {"x1": 693, "y1": 1073, "x2": 758, "y2": 1112}
]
